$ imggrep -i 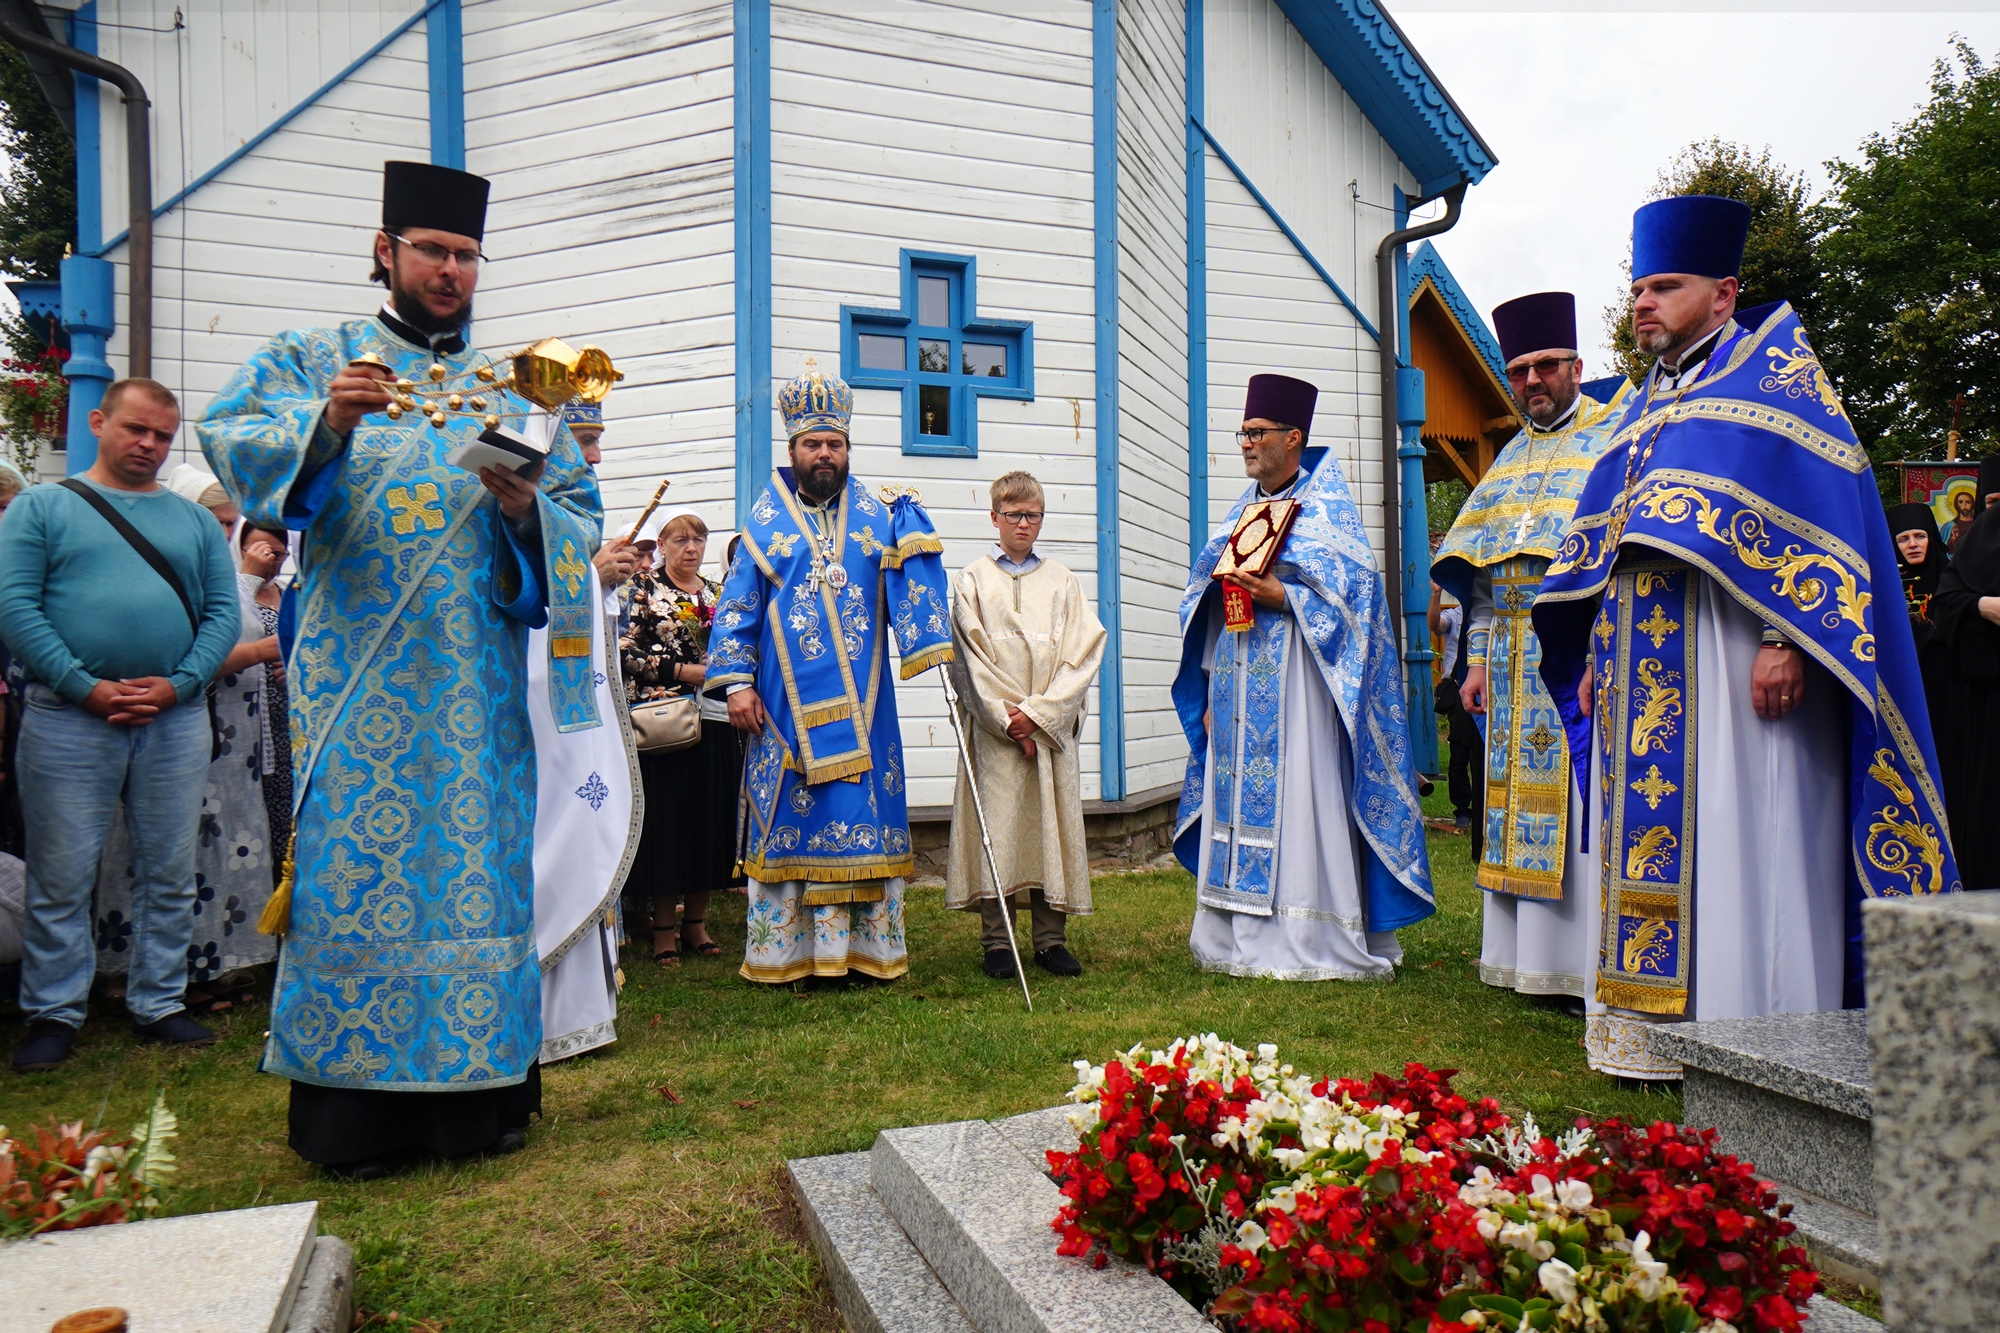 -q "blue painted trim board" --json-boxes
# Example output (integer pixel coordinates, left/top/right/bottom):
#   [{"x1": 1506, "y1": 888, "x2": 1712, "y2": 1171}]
[
  {"x1": 733, "y1": 0, "x2": 772, "y2": 528},
  {"x1": 427, "y1": 0, "x2": 464, "y2": 169},
  {"x1": 1184, "y1": 0, "x2": 1206, "y2": 563},
  {"x1": 1195, "y1": 119, "x2": 1378, "y2": 344},
  {"x1": 89, "y1": 0, "x2": 447, "y2": 256},
  {"x1": 1267, "y1": 0, "x2": 1495, "y2": 195},
  {"x1": 1093, "y1": 0, "x2": 1123, "y2": 801}
]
